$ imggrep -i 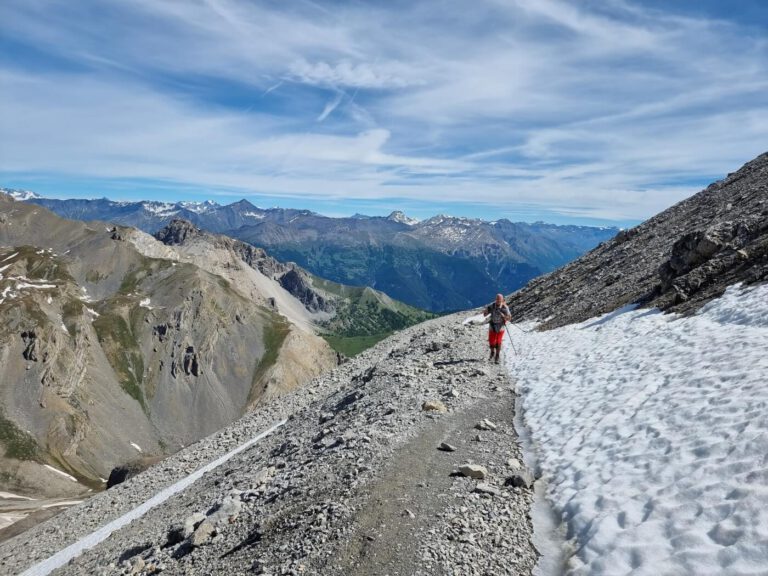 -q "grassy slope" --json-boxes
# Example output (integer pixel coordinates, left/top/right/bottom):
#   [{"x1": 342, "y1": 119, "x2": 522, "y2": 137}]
[{"x1": 311, "y1": 275, "x2": 436, "y2": 356}]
